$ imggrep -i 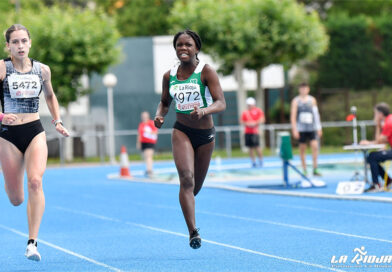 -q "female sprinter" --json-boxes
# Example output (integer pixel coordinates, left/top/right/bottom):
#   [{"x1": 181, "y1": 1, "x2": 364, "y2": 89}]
[
  {"x1": 0, "y1": 24, "x2": 69, "y2": 261},
  {"x1": 154, "y1": 30, "x2": 226, "y2": 249}
]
